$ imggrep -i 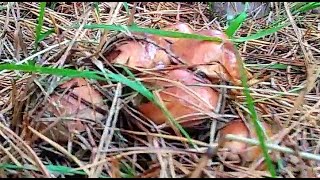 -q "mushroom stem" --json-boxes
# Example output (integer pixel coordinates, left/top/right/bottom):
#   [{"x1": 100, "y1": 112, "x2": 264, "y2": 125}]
[{"x1": 225, "y1": 134, "x2": 320, "y2": 162}]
